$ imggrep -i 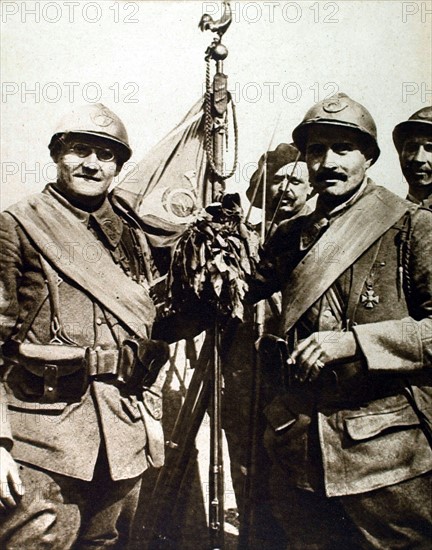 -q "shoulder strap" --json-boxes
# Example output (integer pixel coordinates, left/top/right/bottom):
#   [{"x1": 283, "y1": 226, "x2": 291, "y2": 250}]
[
  {"x1": 12, "y1": 254, "x2": 78, "y2": 345},
  {"x1": 6, "y1": 193, "x2": 156, "y2": 339},
  {"x1": 14, "y1": 260, "x2": 50, "y2": 343},
  {"x1": 278, "y1": 187, "x2": 409, "y2": 337},
  {"x1": 39, "y1": 256, "x2": 78, "y2": 345}
]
